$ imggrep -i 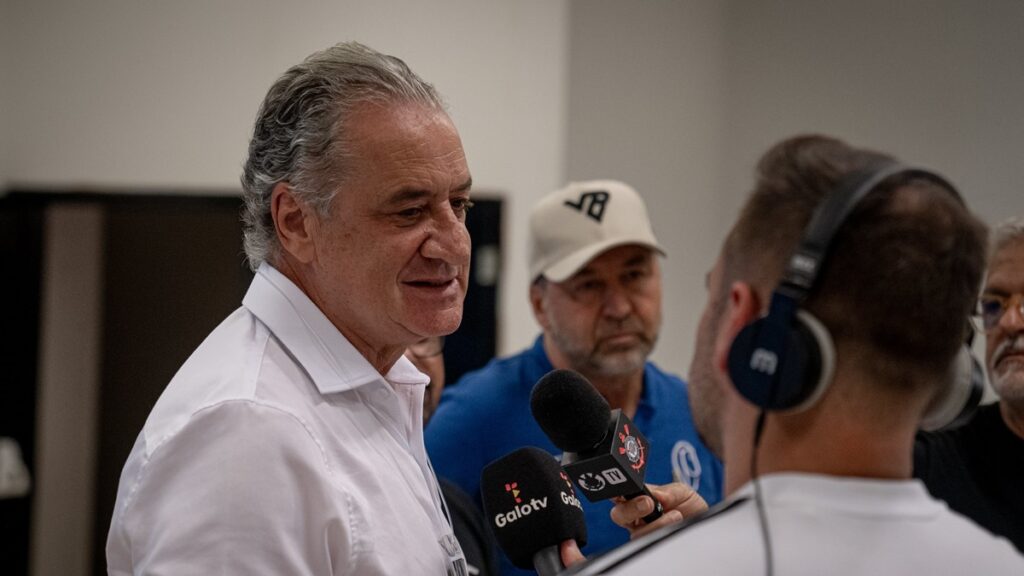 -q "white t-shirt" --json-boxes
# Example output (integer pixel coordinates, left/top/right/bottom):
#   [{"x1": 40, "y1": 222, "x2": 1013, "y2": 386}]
[
  {"x1": 572, "y1": 473, "x2": 1024, "y2": 575},
  {"x1": 107, "y1": 263, "x2": 464, "y2": 575}
]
